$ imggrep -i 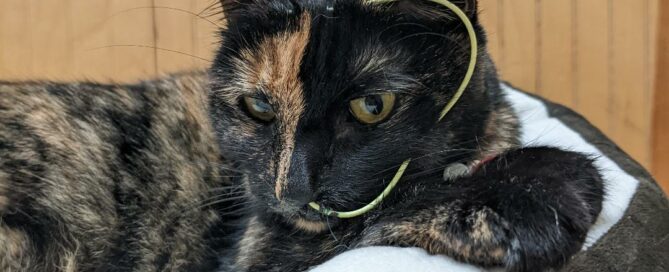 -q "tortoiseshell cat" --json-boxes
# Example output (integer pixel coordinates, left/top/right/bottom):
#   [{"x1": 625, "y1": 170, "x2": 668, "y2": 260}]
[
  {"x1": 0, "y1": 0, "x2": 604, "y2": 271},
  {"x1": 212, "y1": 0, "x2": 603, "y2": 271}
]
